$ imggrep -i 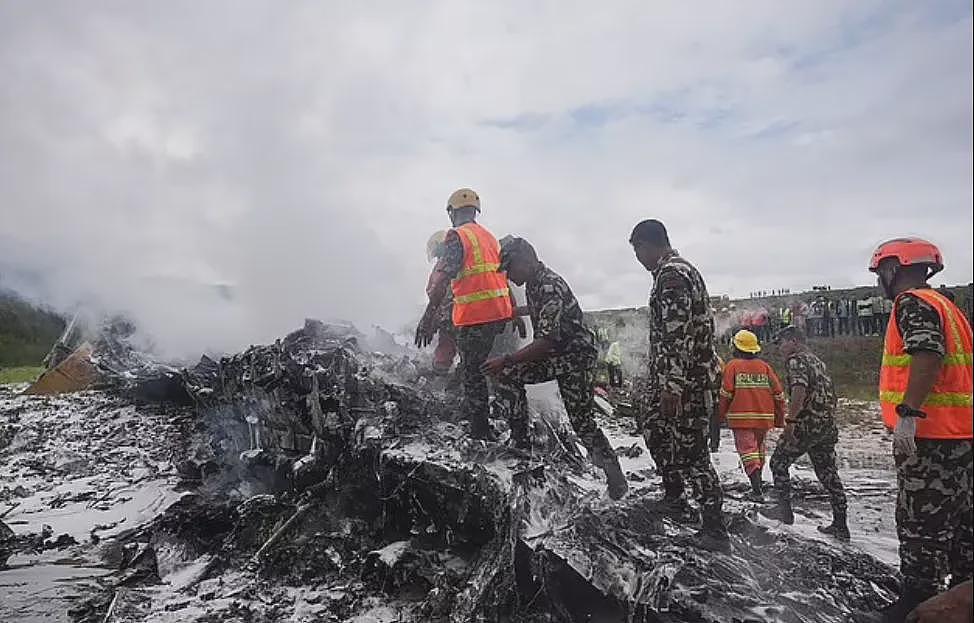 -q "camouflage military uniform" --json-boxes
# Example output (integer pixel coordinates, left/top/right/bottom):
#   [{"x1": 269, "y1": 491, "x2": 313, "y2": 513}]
[
  {"x1": 431, "y1": 258, "x2": 456, "y2": 337},
  {"x1": 893, "y1": 290, "x2": 973, "y2": 596},
  {"x1": 493, "y1": 265, "x2": 617, "y2": 465},
  {"x1": 769, "y1": 349, "x2": 847, "y2": 515},
  {"x1": 441, "y1": 230, "x2": 507, "y2": 435},
  {"x1": 641, "y1": 250, "x2": 723, "y2": 513}
]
